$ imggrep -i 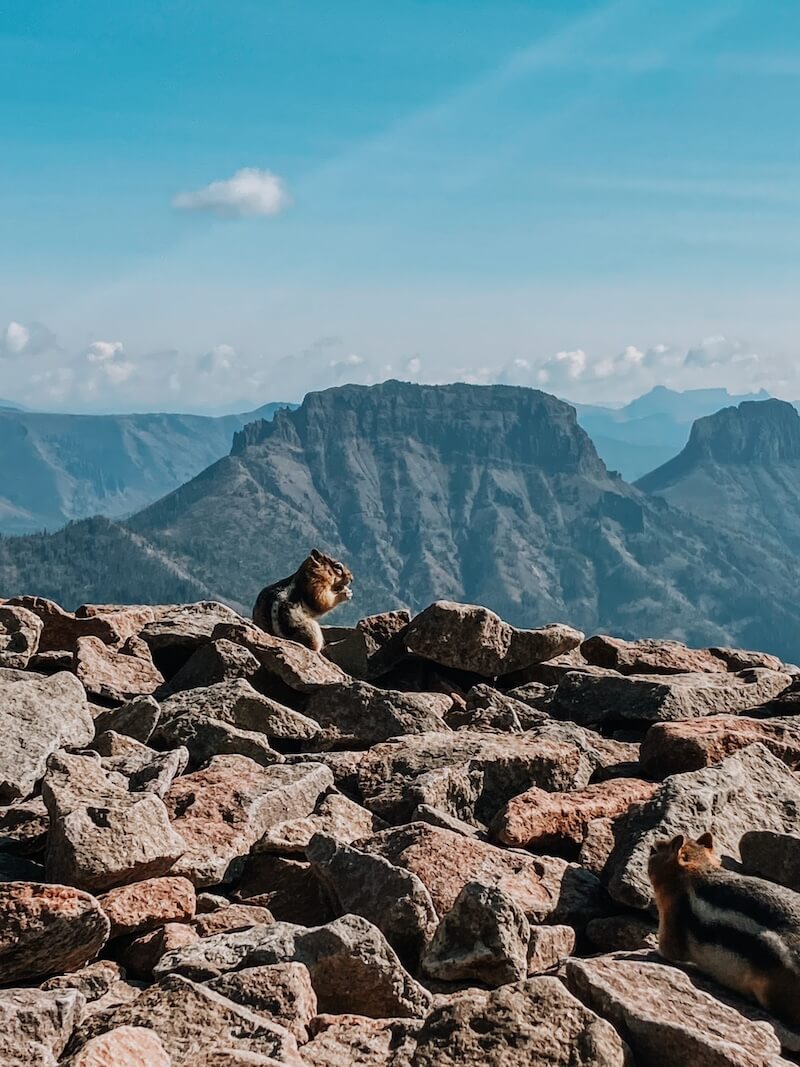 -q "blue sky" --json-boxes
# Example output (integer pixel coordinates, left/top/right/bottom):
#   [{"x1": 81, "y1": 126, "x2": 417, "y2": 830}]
[{"x1": 1, "y1": 0, "x2": 800, "y2": 412}]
